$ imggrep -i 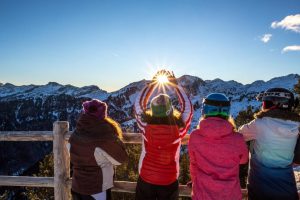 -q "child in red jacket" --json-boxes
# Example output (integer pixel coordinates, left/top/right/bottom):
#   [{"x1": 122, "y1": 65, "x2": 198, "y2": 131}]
[
  {"x1": 134, "y1": 70, "x2": 193, "y2": 200},
  {"x1": 188, "y1": 93, "x2": 248, "y2": 200}
]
